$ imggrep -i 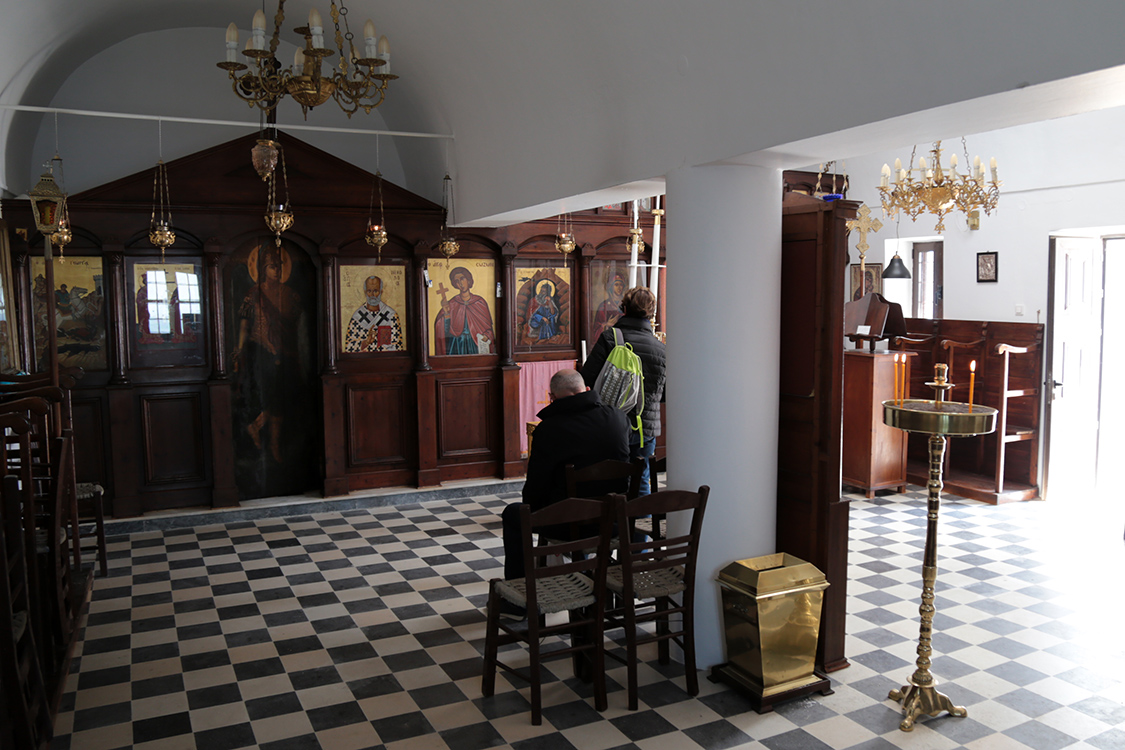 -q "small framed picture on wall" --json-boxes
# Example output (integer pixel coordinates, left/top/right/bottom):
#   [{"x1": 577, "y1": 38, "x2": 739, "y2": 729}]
[{"x1": 976, "y1": 252, "x2": 998, "y2": 283}]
